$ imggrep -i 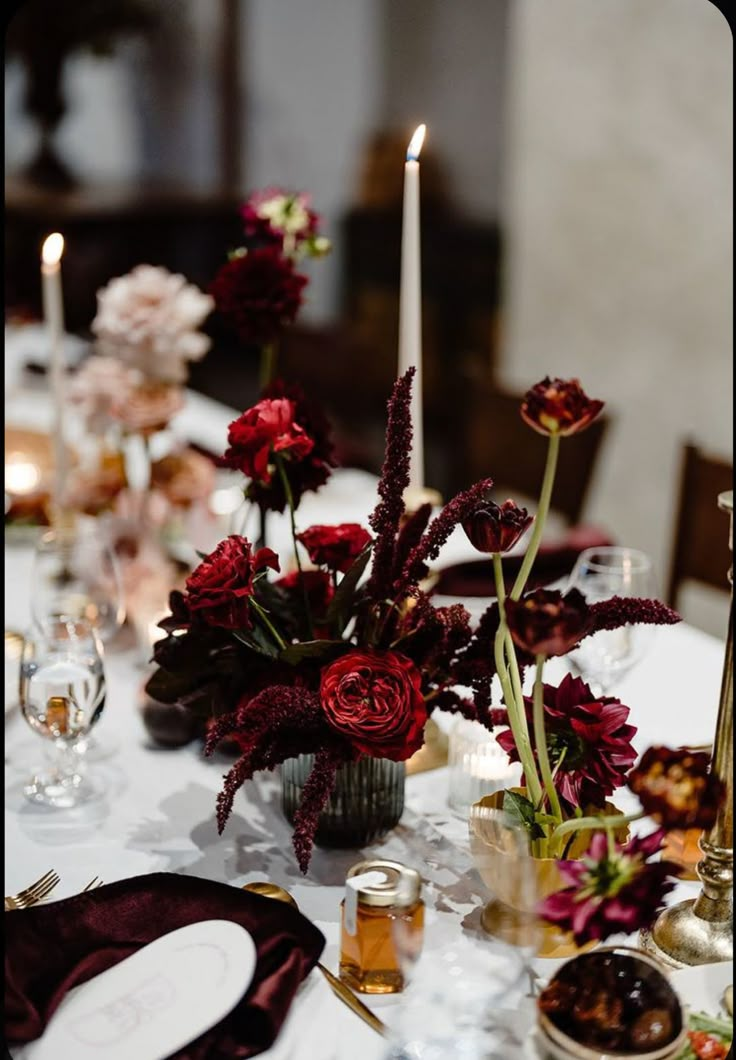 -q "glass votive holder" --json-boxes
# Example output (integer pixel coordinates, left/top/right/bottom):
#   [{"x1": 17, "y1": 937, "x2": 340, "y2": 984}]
[{"x1": 447, "y1": 718, "x2": 519, "y2": 818}]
